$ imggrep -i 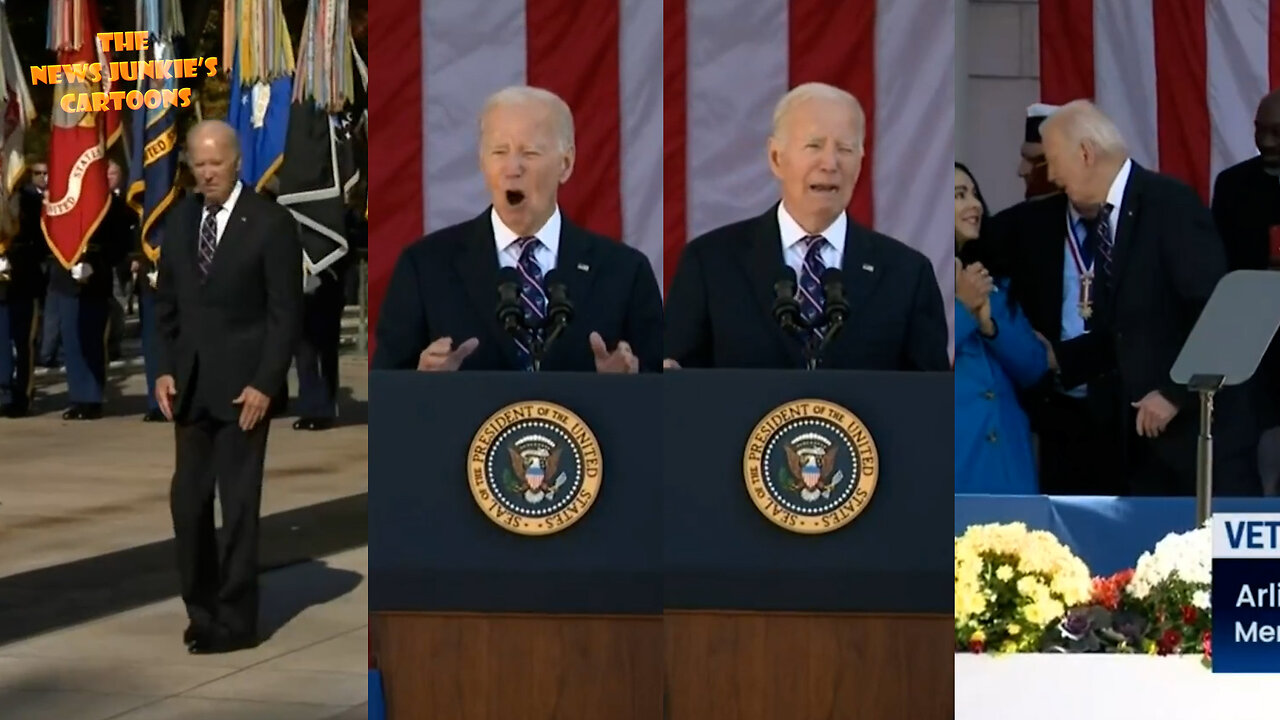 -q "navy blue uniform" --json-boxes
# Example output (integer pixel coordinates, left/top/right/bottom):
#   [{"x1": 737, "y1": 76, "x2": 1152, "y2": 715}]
[{"x1": 48, "y1": 194, "x2": 134, "y2": 418}]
